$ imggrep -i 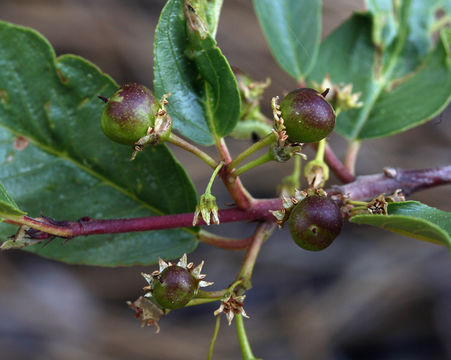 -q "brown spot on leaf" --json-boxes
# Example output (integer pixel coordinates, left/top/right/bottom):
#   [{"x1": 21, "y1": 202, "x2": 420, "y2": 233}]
[
  {"x1": 56, "y1": 69, "x2": 68, "y2": 84},
  {"x1": 14, "y1": 136, "x2": 29, "y2": 151}
]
